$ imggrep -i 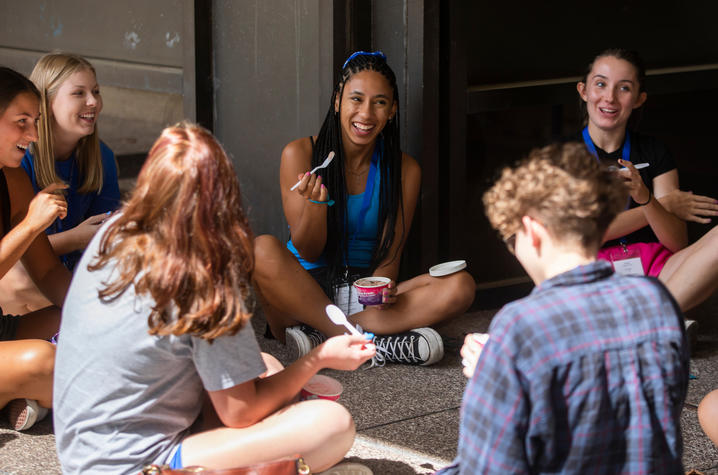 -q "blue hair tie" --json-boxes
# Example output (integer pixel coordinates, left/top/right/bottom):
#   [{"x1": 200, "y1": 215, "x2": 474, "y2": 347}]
[
  {"x1": 308, "y1": 199, "x2": 335, "y2": 206},
  {"x1": 343, "y1": 51, "x2": 387, "y2": 69}
]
